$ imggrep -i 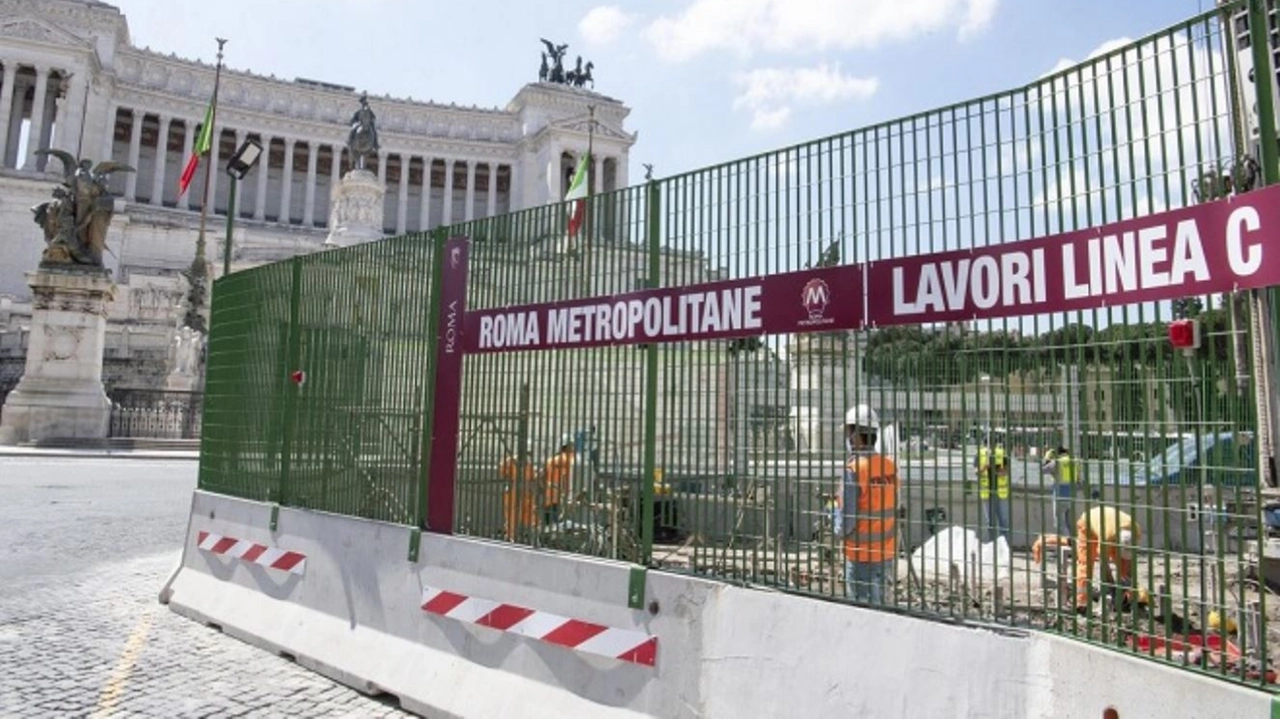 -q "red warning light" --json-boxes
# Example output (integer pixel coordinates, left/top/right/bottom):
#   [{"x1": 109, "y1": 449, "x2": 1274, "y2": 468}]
[{"x1": 1168, "y1": 319, "x2": 1201, "y2": 350}]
